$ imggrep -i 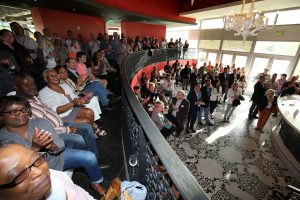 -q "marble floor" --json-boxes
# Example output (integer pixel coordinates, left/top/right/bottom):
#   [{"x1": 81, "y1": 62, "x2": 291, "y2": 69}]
[{"x1": 167, "y1": 95, "x2": 300, "y2": 200}]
